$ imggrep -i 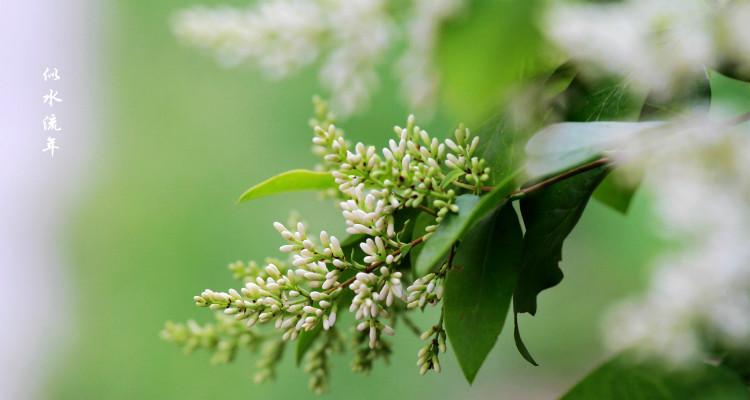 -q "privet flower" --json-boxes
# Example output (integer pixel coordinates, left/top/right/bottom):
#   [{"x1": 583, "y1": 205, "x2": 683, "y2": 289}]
[
  {"x1": 604, "y1": 112, "x2": 750, "y2": 364},
  {"x1": 164, "y1": 98, "x2": 492, "y2": 392},
  {"x1": 544, "y1": 0, "x2": 750, "y2": 97},
  {"x1": 171, "y1": 0, "x2": 465, "y2": 116}
]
